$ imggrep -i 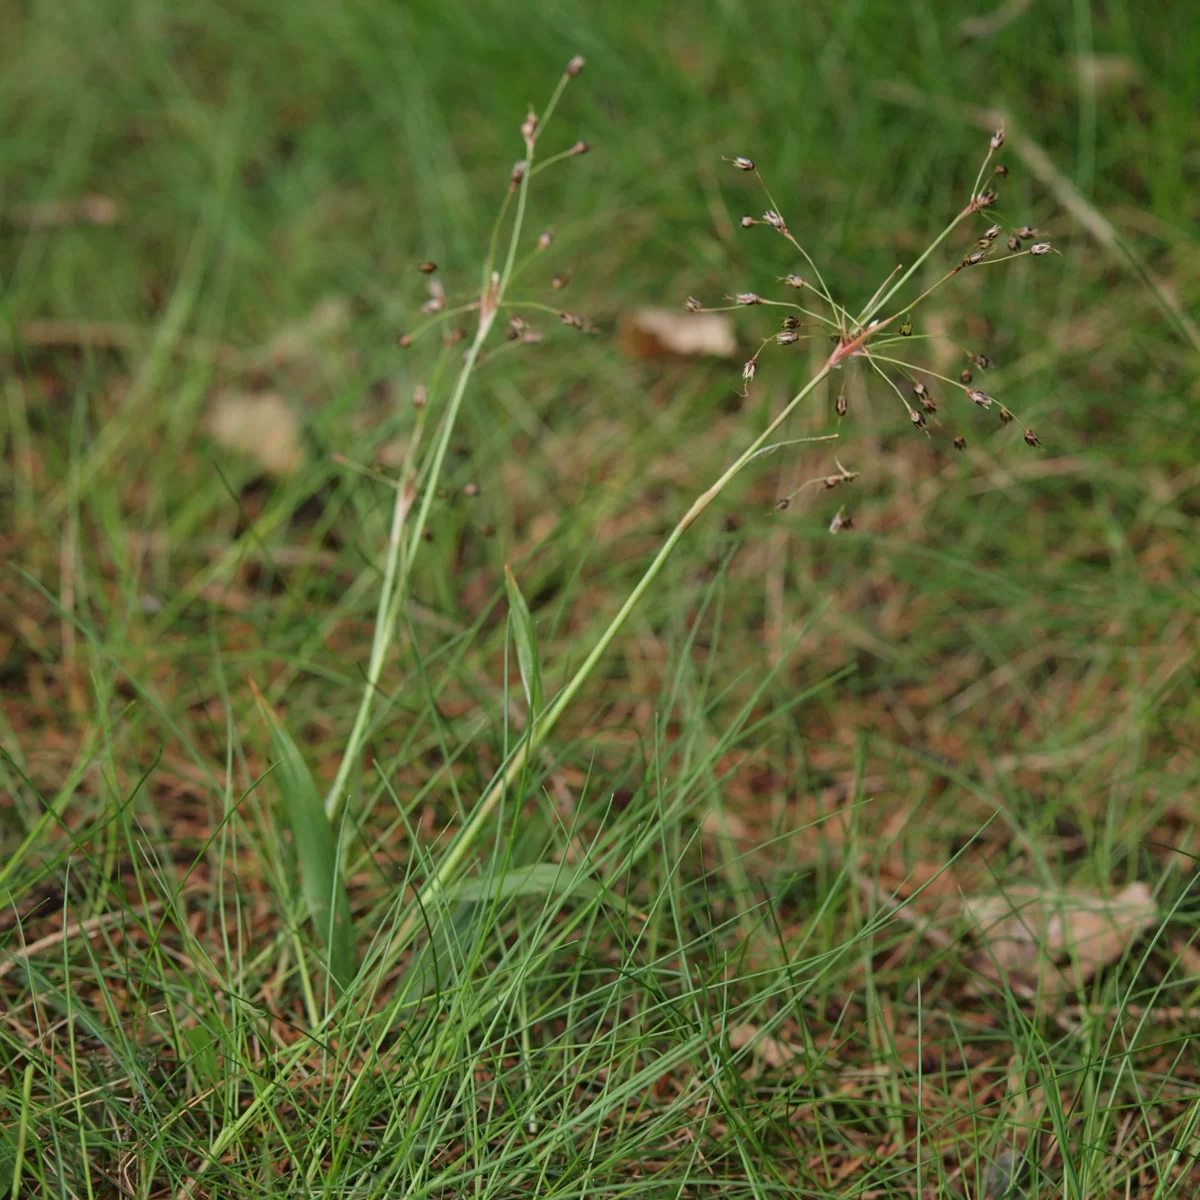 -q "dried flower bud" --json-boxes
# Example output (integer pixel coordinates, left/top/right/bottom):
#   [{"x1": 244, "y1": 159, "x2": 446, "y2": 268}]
[
  {"x1": 829, "y1": 507, "x2": 853, "y2": 534},
  {"x1": 954, "y1": 435, "x2": 967, "y2": 450},
  {"x1": 685, "y1": 296, "x2": 702, "y2": 312},
  {"x1": 559, "y1": 311, "x2": 586, "y2": 329},
  {"x1": 1029, "y1": 241, "x2": 1055, "y2": 255},
  {"x1": 416, "y1": 260, "x2": 438, "y2": 274},
  {"x1": 566, "y1": 54, "x2": 585, "y2": 77},
  {"x1": 521, "y1": 110, "x2": 539, "y2": 139},
  {"x1": 511, "y1": 160, "x2": 526, "y2": 185},
  {"x1": 970, "y1": 353, "x2": 991, "y2": 369},
  {"x1": 743, "y1": 360, "x2": 757, "y2": 385},
  {"x1": 776, "y1": 330, "x2": 799, "y2": 345},
  {"x1": 782, "y1": 274, "x2": 805, "y2": 289},
  {"x1": 1023, "y1": 428, "x2": 1040, "y2": 446},
  {"x1": 413, "y1": 384, "x2": 427, "y2": 409},
  {"x1": 506, "y1": 316, "x2": 526, "y2": 340},
  {"x1": 963, "y1": 249, "x2": 985, "y2": 266},
  {"x1": 912, "y1": 381, "x2": 928, "y2": 399},
  {"x1": 775, "y1": 497, "x2": 790, "y2": 511},
  {"x1": 968, "y1": 390, "x2": 993, "y2": 409},
  {"x1": 998, "y1": 406, "x2": 1013, "y2": 424},
  {"x1": 994, "y1": 164, "x2": 1009, "y2": 178},
  {"x1": 959, "y1": 368, "x2": 973, "y2": 384},
  {"x1": 537, "y1": 228, "x2": 554, "y2": 251},
  {"x1": 836, "y1": 388, "x2": 847, "y2": 417},
  {"x1": 975, "y1": 189, "x2": 997, "y2": 209},
  {"x1": 762, "y1": 210, "x2": 786, "y2": 230},
  {"x1": 740, "y1": 215, "x2": 756, "y2": 228},
  {"x1": 910, "y1": 408, "x2": 926, "y2": 428},
  {"x1": 922, "y1": 396, "x2": 937, "y2": 414},
  {"x1": 823, "y1": 475, "x2": 842, "y2": 489},
  {"x1": 982, "y1": 224, "x2": 1001, "y2": 243},
  {"x1": 568, "y1": 140, "x2": 590, "y2": 156},
  {"x1": 552, "y1": 274, "x2": 568, "y2": 289},
  {"x1": 397, "y1": 333, "x2": 413, "y2": 349},
  {"x1": 463, "y1": 481, "x2": 480, "y2": 497},
  {"x1": 734, "y1": 292, "x2": 762, "y2": 305},
  {"x1": 1007, "y1": 235, "x2": 1021, "y2": 252},
  {"x1": 729, "y1": 156, "x2": 755, "y2": 171},
  {"x1": 782, "y1": 315, "x2": 799, "y2": 330},
  {"x1": 990, "y1": 126, "x2": 1005, "y2": 150},
  {"x1": 1015, "y1": 226, "x2": 1036, "y2": 239}
]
